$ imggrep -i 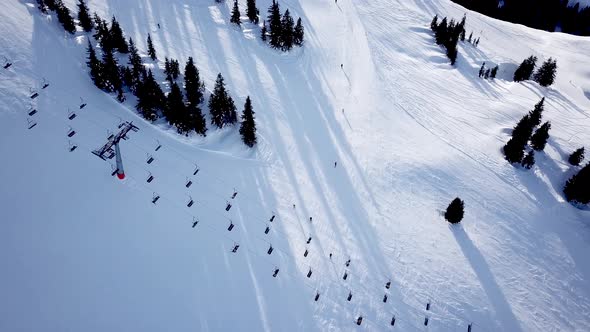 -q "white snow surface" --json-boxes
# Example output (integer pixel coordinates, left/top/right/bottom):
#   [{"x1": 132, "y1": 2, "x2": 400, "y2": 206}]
[{"x1": 1, "y1": 0, "x2": 589, "y2": 331}]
